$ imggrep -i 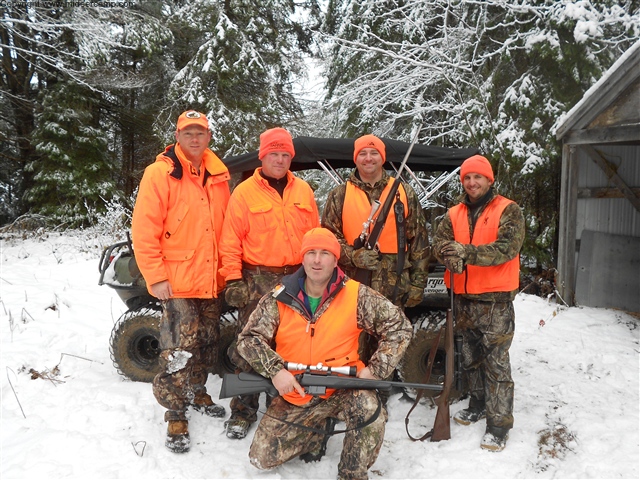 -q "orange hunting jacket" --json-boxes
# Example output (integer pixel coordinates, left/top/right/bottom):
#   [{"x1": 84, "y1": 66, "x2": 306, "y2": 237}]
[
  {"x1": 219, "y1": 168, "x2": 319, "y2": 281},
  {"x1": 342, "y1": 178, "x2": 408, "y2": 253},
  {"x1": 131, "y1": 144, "x2": 230, "y2": 298}
]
